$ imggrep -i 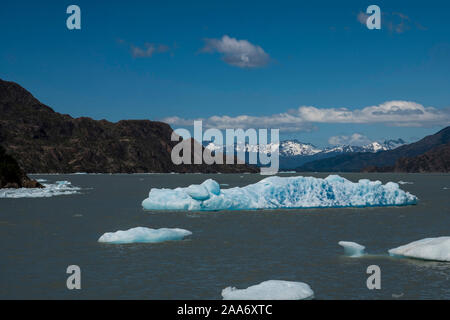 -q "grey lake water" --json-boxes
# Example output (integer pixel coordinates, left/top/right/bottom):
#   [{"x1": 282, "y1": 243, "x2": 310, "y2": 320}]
[{"x1": 0, "y1": 173, "x2": 449, "y2": 300}]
